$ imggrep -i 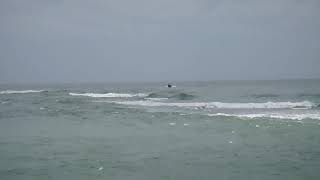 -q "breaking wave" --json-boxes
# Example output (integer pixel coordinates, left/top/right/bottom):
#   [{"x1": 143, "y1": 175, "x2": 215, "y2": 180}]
[
  {"x1": 110, "y1": 100, "x2": 315, "y2": 109},
  {"x1": 207, "y1": 113, "x2": 320, "y2": 120},
  {"x1": 0, "y1": 90, "x2": 45, "y2": 94},
  {"x1": 69, "y1": 92, "x2": 147, "y2": 98}
]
